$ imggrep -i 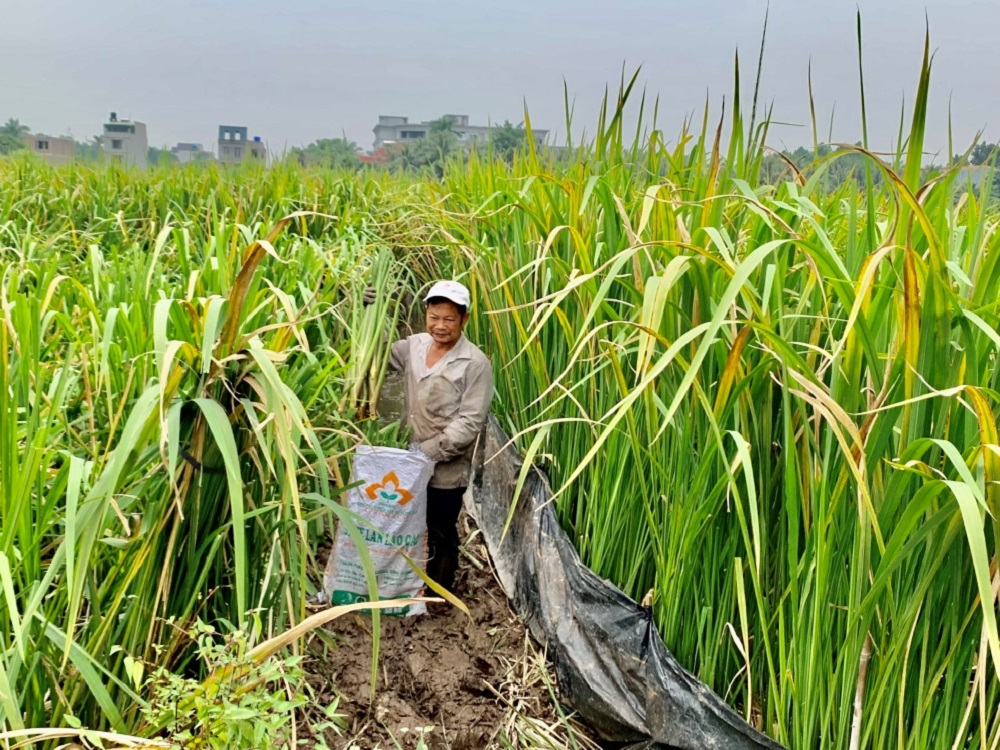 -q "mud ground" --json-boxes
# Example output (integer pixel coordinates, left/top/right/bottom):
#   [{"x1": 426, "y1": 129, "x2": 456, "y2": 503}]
[{"x1": 299, "y1": 513, "x2": 595, "y2": 749}]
